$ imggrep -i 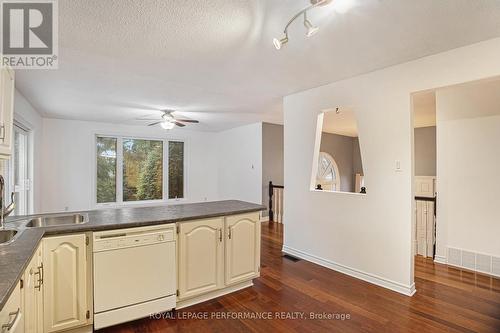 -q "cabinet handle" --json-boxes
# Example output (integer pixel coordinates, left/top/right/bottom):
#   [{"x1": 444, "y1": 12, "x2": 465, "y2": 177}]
[
  {"x1": 219, "y1": 229, "x2": 222, "y2": 242},
  {"x1": 0, "y1": 124, "x2": 4, "y2": 142},
  {"x1": 34, "y1": 263, "x2": 43, "y2": 290},
  {"x1": 2, "y1": 308, "x2": 20, "y2": 331},
  {"x1": 39, "y1": 263, "x2": 44, "y2": 285},
  {"x1": 228, "y1": 227, "x2": 232, "y2": 240},
  {"x1": 34, "y1": 271, "x2": 41, "y2": 290}
]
